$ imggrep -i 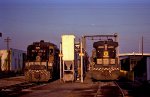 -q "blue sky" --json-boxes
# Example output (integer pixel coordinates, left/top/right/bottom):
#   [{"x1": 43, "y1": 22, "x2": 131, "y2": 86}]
[{"x1": 0, "y1": 0, "x2": 150, "y2": 55}]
